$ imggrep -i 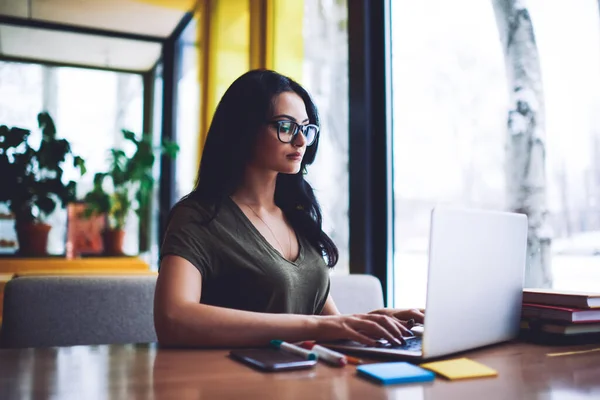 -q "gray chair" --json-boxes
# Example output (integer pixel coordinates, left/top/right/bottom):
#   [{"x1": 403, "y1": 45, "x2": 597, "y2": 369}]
[
  {"x1": 329, "y1": 274, "x2": 384, "y2": 314},
  {"x1": 0, "y1": 273, "x2": 383, "y2": 348},
  {"x1": 0, "y1": 275, "x2": 157, "y2": 348}
]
